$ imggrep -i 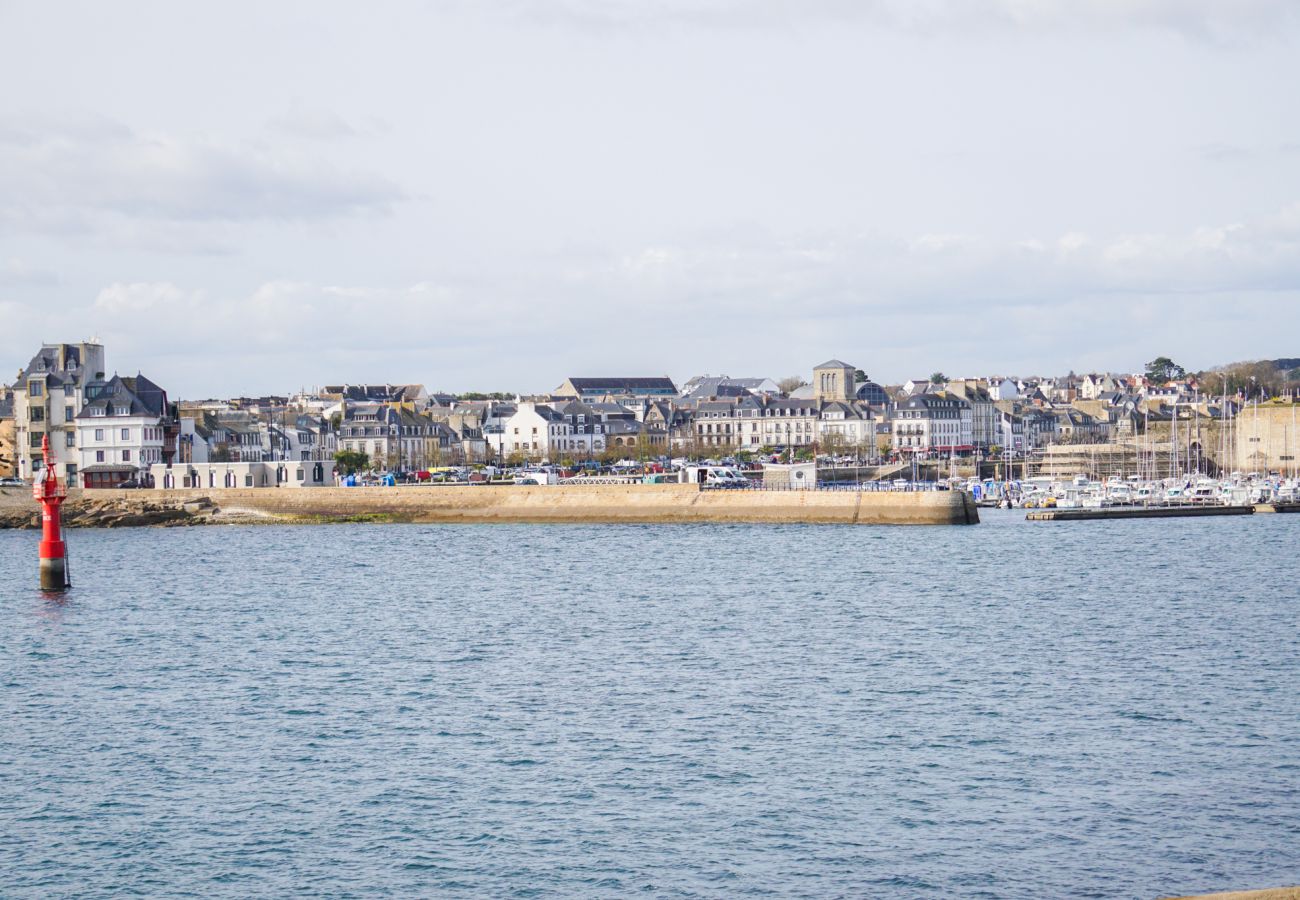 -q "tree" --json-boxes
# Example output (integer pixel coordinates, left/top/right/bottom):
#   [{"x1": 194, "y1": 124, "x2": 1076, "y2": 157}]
[
  {"x1": 820, "y1": 431, "x2": 848, "y2": 458},
  {"x1": 1205, "y1": 359, "x2": 1286, "y2": 399},
  {"x1": 777, "y1": 375, "x2": 808, "y2": 395},
  {"x1": 333, "y1": 449, "x2": 370, "y2": 474},
  {"x1": 930, "y1": 372, "x2": 947, "y2": 385},
  {"x1": 854, "y1": 369, "x2": 867, "y2": 382},
  {"x1": 1145, "y1": 356, "x2": 1185, "y2": 383}
]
